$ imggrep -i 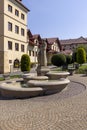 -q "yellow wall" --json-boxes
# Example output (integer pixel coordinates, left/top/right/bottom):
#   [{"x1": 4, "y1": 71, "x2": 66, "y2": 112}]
[{"x1": 0, "y1": 0, "x2": 29, "y2": 73}]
